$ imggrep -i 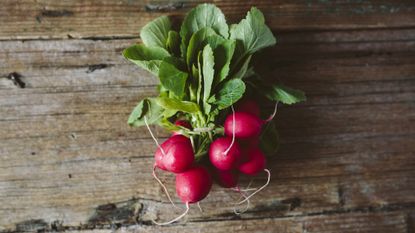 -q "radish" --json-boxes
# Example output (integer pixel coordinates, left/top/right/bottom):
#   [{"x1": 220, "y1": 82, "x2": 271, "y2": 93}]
[
  {"x1": 236, "y1": 99, "x2": 260, "y2": 116},
  {"x1": 224, "y1": 112, "x2": 263, "y2": 139},
  {"x1": 209, "y1": 137, "x2": 242, "y2": 171},
  {"x1": 238, "y1": 148, "x2": 266, "y2": 175},
  {"x1": 154, "y1": 135, "x2": 194, "y2": 173},
  {"x1": 176, "y1": 165, "x2": 212, "y2": 203},
  {"x1": 225, "y1": 102, "x2": 279, "y2": 139},
  {"x1": 173, "y1": 120, "x2": 192, "y2": 136},
  {"x1": 213, "y1": 169, "x2": 239, "y2": 188},
  {"x1": 153, "y1": 165, "x2": 212, "y2": 225}
]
